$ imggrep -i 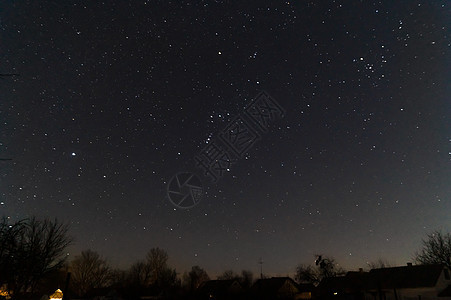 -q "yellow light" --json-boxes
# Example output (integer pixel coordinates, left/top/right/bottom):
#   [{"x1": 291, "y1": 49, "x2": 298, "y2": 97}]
[
  {"x1": 0, "y1": 287, "x2": 10, "y2": 299},
  {"x1": 49, "y1": 288, "x2": 63, "y2": 300}
]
